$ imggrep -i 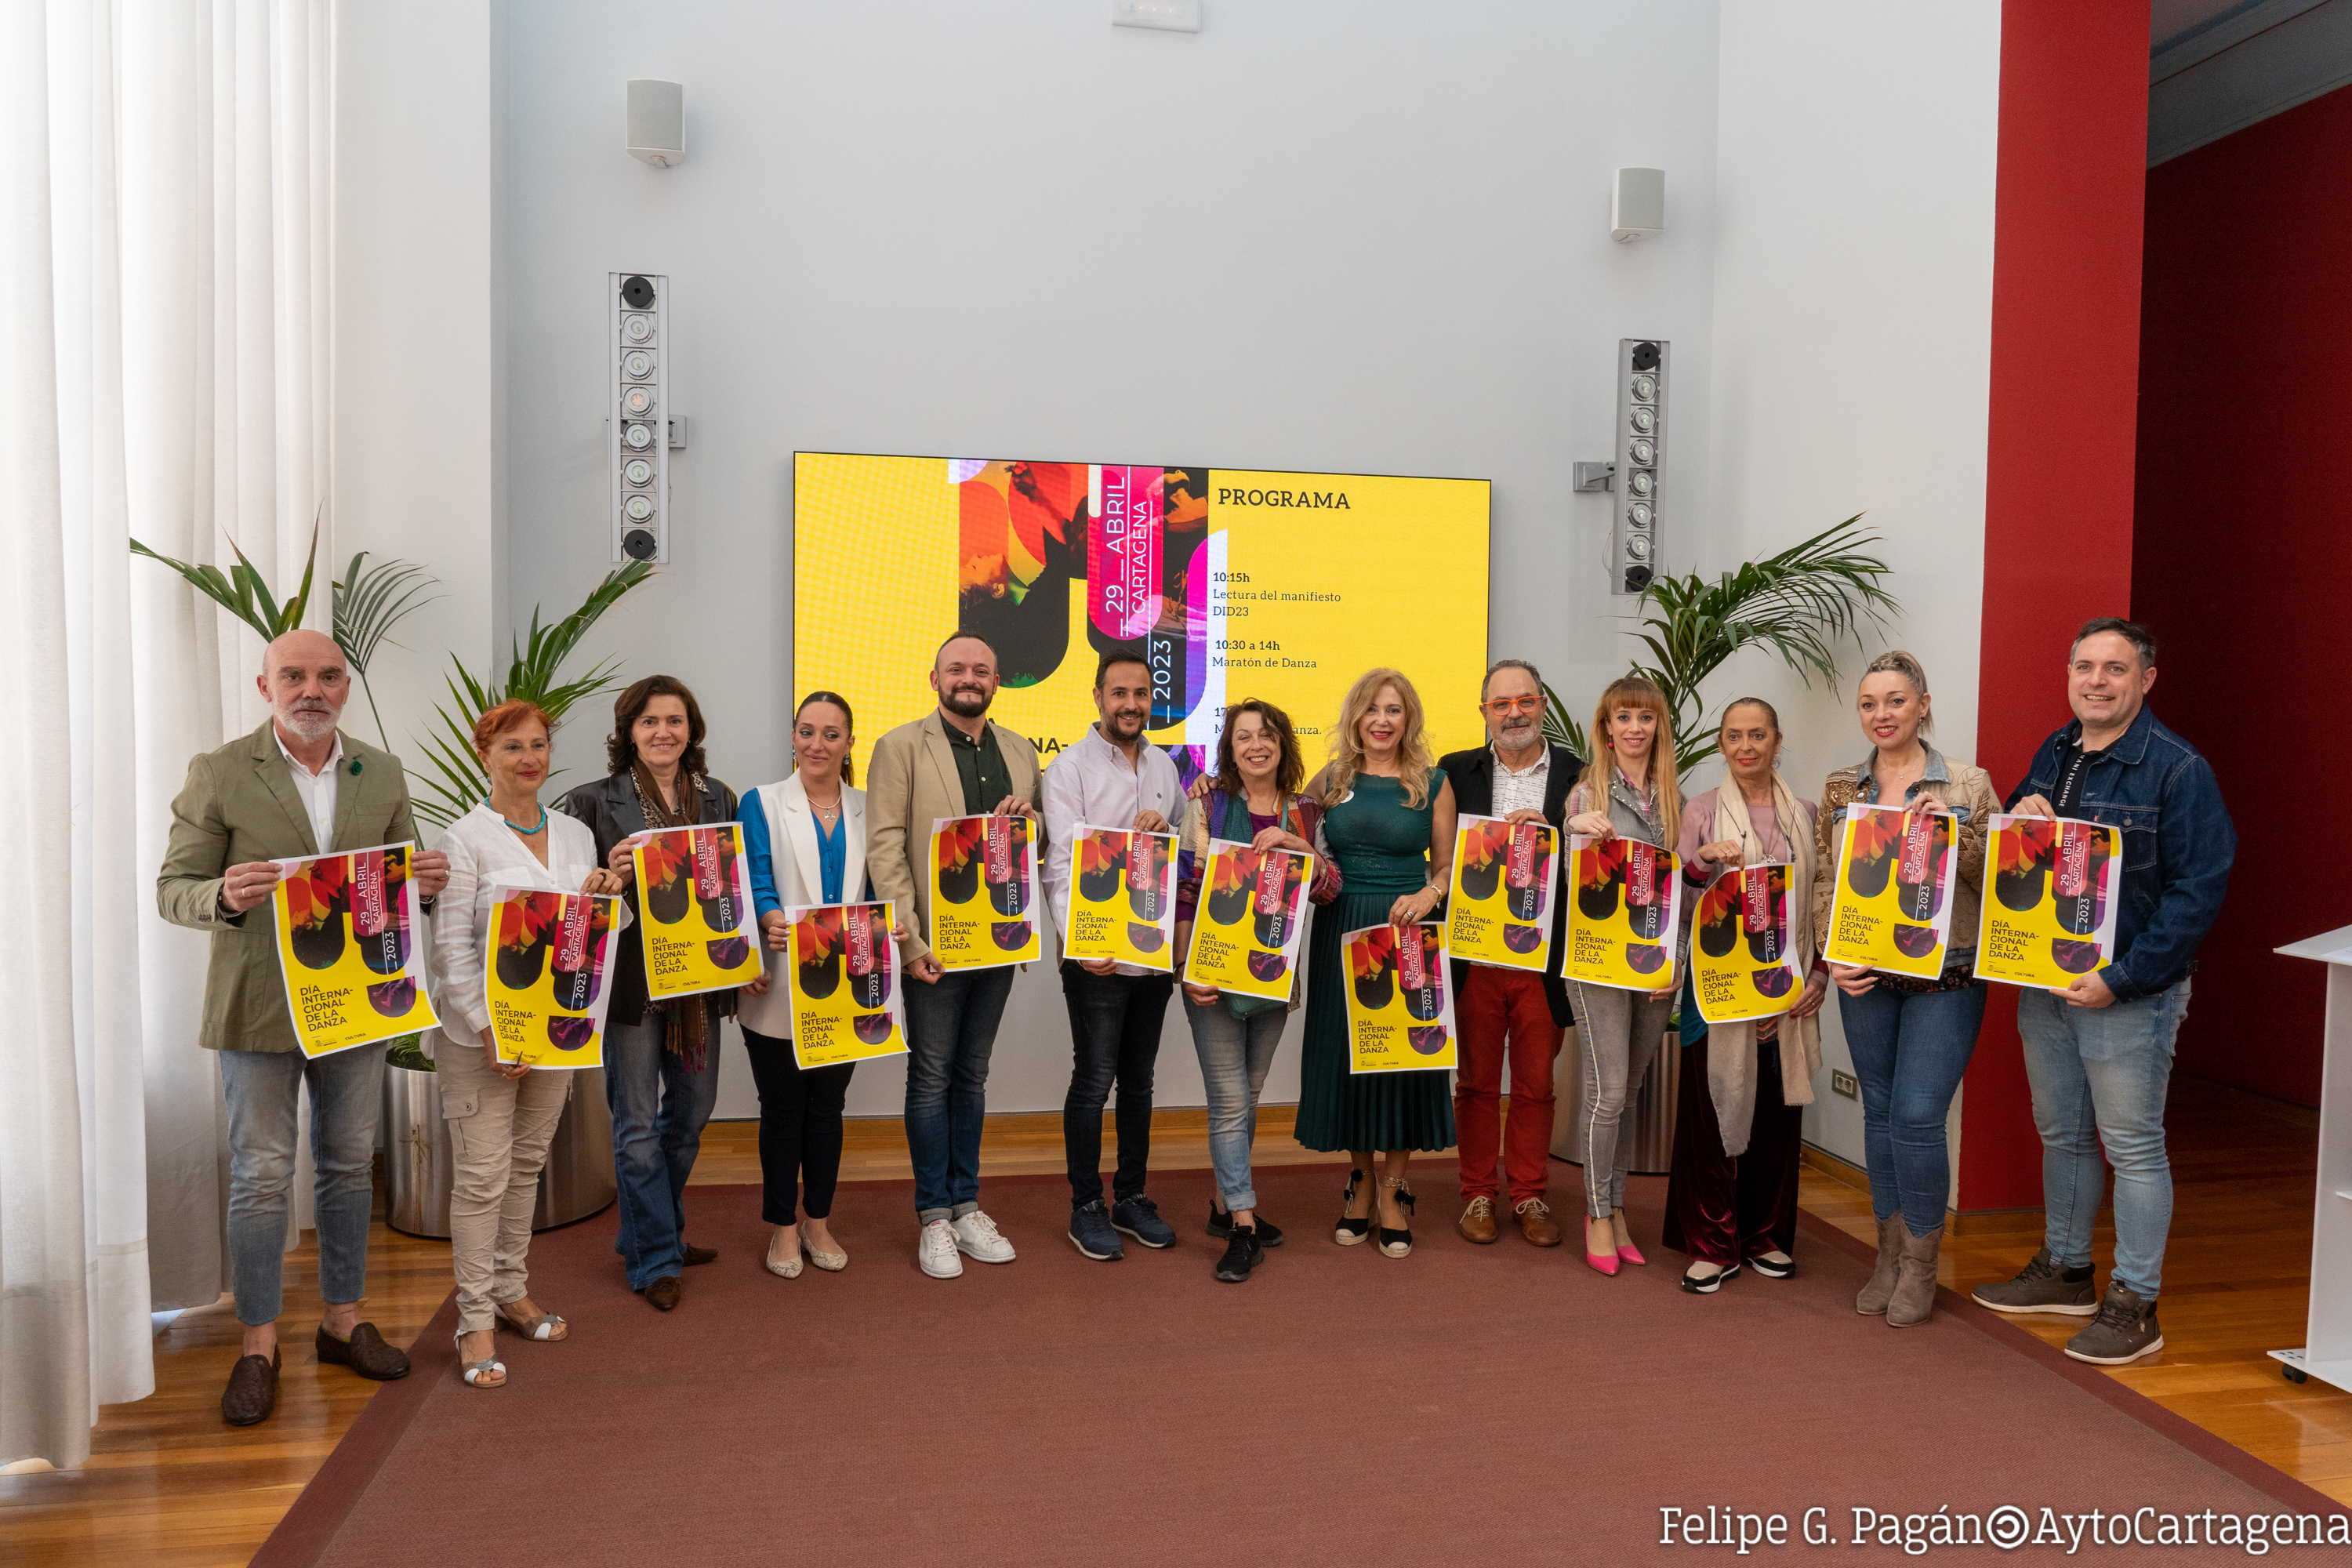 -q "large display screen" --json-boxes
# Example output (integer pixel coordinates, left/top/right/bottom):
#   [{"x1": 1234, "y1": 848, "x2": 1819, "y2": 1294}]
[{"x1": 793, "y1": 452, "x2": 1490, "y2": 783}]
